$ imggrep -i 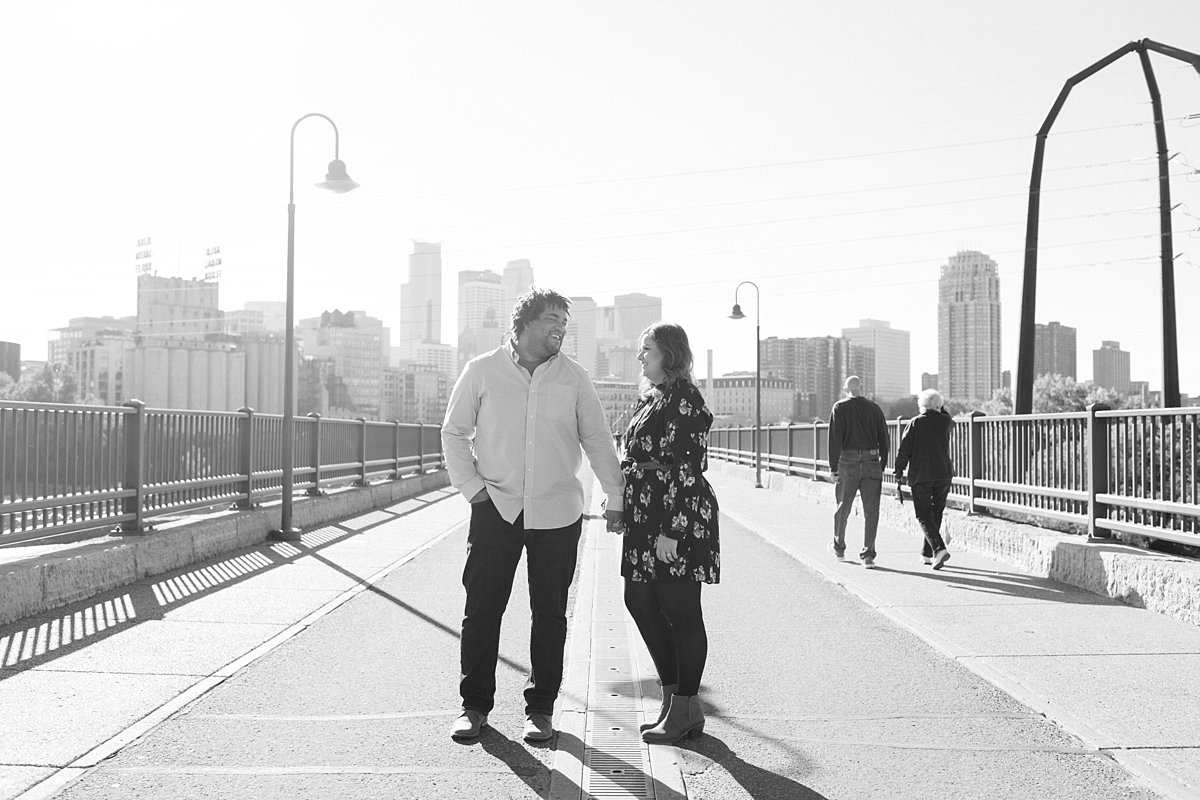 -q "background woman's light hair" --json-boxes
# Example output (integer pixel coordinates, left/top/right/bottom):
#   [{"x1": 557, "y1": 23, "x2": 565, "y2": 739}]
[{"x1": 918, "y1": 388, "x2": 944, "y2": 410}]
